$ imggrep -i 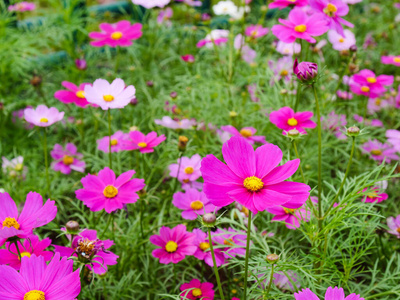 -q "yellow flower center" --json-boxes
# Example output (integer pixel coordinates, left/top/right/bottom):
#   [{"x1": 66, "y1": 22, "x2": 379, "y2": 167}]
[
  {"x1": 2, "y1": 217, "x2": 20, "y2": 229},
  {"x1": 324, "y1": 3, "x2": 337, "y2": 16},
  {"x1": 361, "y1": 86, "x2": 370, "y2": 93},
  {"x1": 294, "y1": 24, "x2": 307, "y2": 33},
  {"x1": 397, "y1": 227, "x2": 400, "y2": 233},
  {"x1": 190, "y1": 200, "x2": 204, "y2": 210},
  {"x1": 375, "y1": 98, "x2": 381, "y2": 106},
  {"x1": 199, "y1": 242, "x2": 210, "y2": 251},
  {"x1": 15, "y1": 163, "x2": 23, "y2": 171},
  {"x1": 111, "y1": 31, "x2": 123, "y2": 40},
  {"x1": 76, "y1": 90, "x2": 85, "y2": 98},
  {"x1": 280, "y1": 70, "x2": 289, "y2": 76},
  {"x1": 19, "y1": 252, "x2": 31, "y2": 260},
  {"x1": 103, "y1": 94, "x2": 114, "y2": 102},
  {"x1": 184, "y1": 166, "x2": 194, "y2": 174},
  {"x1": 138, "y1": 142, "x2": 147, "y2": 148},
  {"x1": 367, "y1": 77, "x2": 377, "y2": 83},
  {"x1": 103, "y1": 185, "x2": 118, "y2": 198},
  {"x1": 24, "y1": 290, "x2": 45, "y2": 300},
  {"x1": 243, "y1": 176, "x2": 264, "y2": 192},
  {"x1": 183, "y1": 179, "x2": 190, "y2": 183},
  {"x1": 165, "y1": 241, "x2": 178, "y2": 253},
  {"x1": 240, "y1": 129, "x2": 253, "y2": 138},
  {"x1": 371, "y1": 149, "x2": 382, "y2": 156},
  {"x1": 339, "y1": 38, "x2": 345, "y2": 43},
  {"x1": 367, "y1": 192, "x2": 378, "y2": 199},
  {"x1": 223, "y1": 238, "x2": 234, "y2": 246},
  {"x1": 251, "y1": 30, "x2": 258, "y2": 36},
  {"x1": 394, "y1": 57, "x2": 400, "y2": 63},
  {"x1": 287, "y1": 118, "x2": 298, "y2": 126},
  {"x1": 192, "y1": 288, "x2": 202, "y2": 297},
  {"x1": 283, "y1": 208, "x2": 296, "y2": 214},
  {"x1": 111, "y1": 139, "x2": 118, "y2": 146},
  {"x1": 40, "y1": 118, "x2": 48, "y2": 123},
  {"x1": 63, "y1": 155, "x2": 74, "y2": 165},
  {"x1": 240, "y1": 206, "x2": 249, "y2": 217}
]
